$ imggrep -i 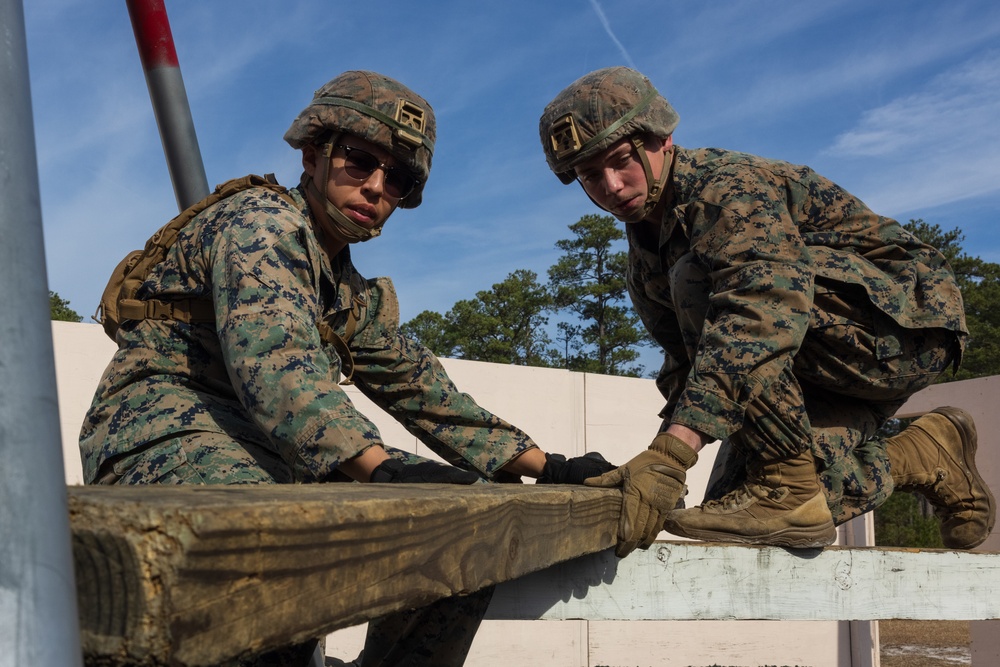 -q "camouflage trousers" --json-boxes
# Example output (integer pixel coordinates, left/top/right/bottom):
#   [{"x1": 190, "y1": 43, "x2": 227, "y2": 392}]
[
  {"x1": 94, "y1": 435, "x2": 490, "y2": 667},
  {"x1": 671, "y1": 254, "x2": 961, "y2": 524}
]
